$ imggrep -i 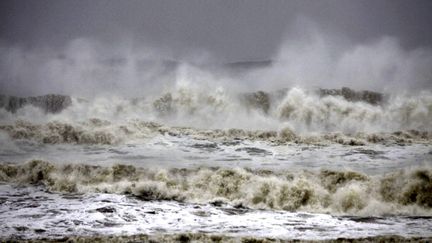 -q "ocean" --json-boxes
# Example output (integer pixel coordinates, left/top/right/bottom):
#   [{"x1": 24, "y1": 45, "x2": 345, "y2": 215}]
[{"x1": 0, "y1": 86, "x2": 431, "y2": 242}]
